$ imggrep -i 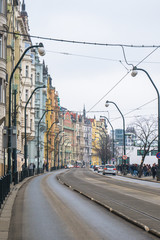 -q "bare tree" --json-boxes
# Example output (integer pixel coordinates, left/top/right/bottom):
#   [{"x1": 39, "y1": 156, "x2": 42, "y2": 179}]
[
  {"x1": 94, "y1": 134, "x2": 112, "y2": 164},
  {"x1": 129, "y1": 117, "x2": 158, "y2": 177}
]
